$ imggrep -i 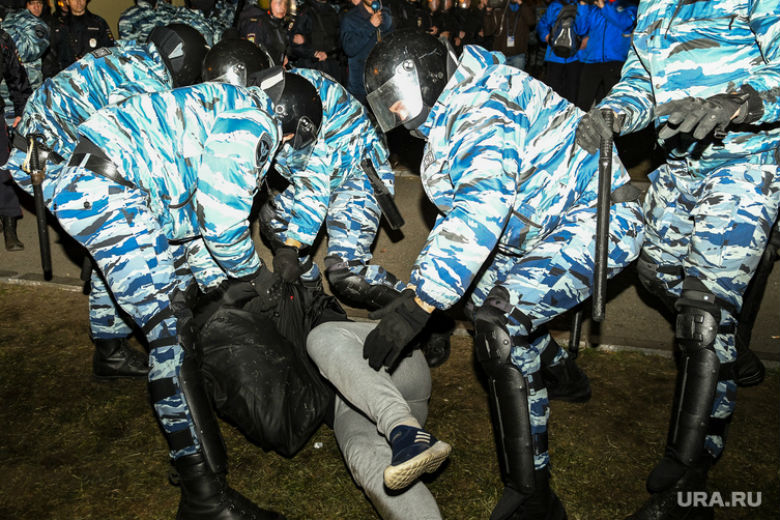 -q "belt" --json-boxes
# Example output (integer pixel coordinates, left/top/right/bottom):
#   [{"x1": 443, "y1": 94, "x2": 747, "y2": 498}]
[
  {"x1": 69, "y1": 152, "x2": 135, "y2": 189},
  {"x1": 68, "y1": 139, "x2": 135, "y2": 189},
  {"x1": 13, "y1": 133, "x2": 65, "y2": 165}
]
